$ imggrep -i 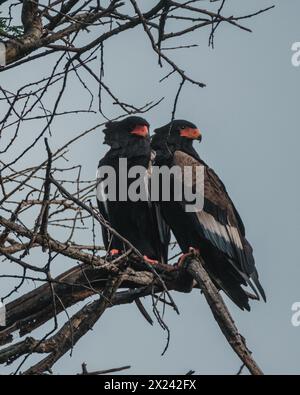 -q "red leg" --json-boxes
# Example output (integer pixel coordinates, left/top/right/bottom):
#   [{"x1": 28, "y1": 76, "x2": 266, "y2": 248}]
[
  {"x1": 177, "y1": 247, "x2": 200, "y2": 267},
  {"x1": 143, "y1": 255, "x2": 158, "y2": 265},
  {"x1": 109, "y1": 249, "x2": 120, "y2": 256}
]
